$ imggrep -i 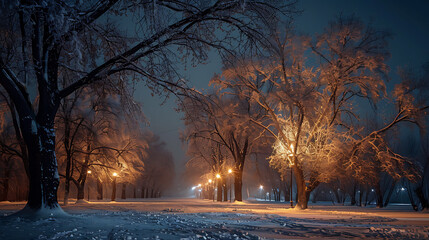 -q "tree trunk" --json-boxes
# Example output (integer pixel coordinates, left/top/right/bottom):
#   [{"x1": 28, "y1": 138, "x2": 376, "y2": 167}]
[
  {"x1": 133, "y1": 187, "x2": 136, "y2": 198},
  {"x1": 63, "y1": 181, "x2": 70, "y2": 205},
  {"x1": 121, "y1": 183, "x2": 126, "y2": 199},
  {"x1": 96, "y1": 178, "x2": 103, "y2": 200},
  {"x1": 294, "y1": 166, "x2": 309, "y2": 209},
  {"x1": 351, "y1": 182, "x2": 357, "y2": 206},
  {"x1": 77, "y1": 185, "x2": 84, "y2": 200},
  {"x1": 141, "y1": 187, "x2": 145, "y2": 198},
  {"x1": 415, "y1": 187, "x2": 427, "y2": 210},
  {"x1": 26, "y1": 124, "x2": 62, "y2": 211},
  {"x1": 375, "y1": 181, "x2": 384, "y2": 208},
  {"x1": 383, "y1": 180, "x2": 396, "y2": 207},
  {"x1": 234, "y1": 170, "x2": 243, "y2": 201},
  {"x1": 0, "y1": 178, "x2": 9, "y2": 201},
  {"x1": 333, "y1": 188, "x2": 341, "y2": 204}
]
